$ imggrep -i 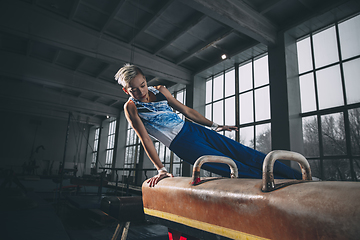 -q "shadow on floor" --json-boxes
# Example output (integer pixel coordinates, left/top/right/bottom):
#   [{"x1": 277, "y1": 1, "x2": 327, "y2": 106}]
[
  {"x1": 56, "y1": 199, "x2": 169, "y2": 240},
  {"x1": 0, "y1": 185, "x2": 168, "y2": 240}
]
